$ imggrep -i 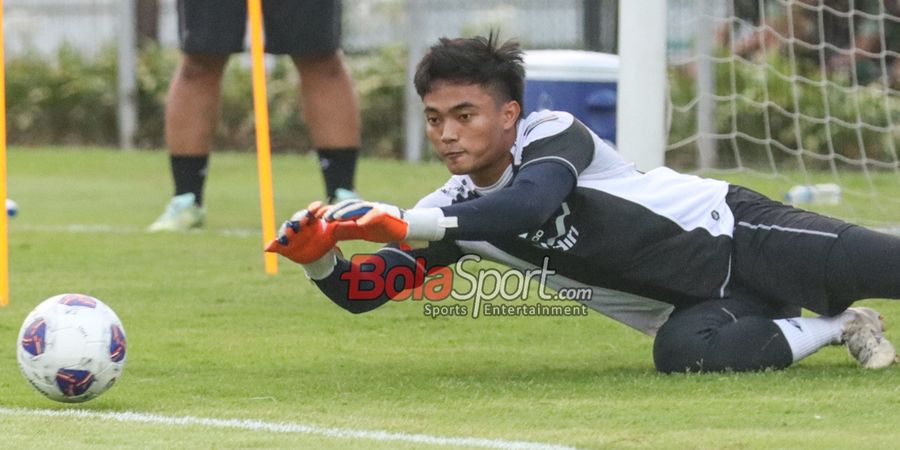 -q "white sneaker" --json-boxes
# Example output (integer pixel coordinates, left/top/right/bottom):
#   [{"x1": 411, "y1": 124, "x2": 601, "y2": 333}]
[
  {"x1": 330, "y1": 188, "x2": 359, "y2": 204},
  {"x1": 147, "y1": 193, "x2": 205, "y2": 232},
  {"x1": 841, "y1": 307, "x2": 898, "y2": 369}
]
